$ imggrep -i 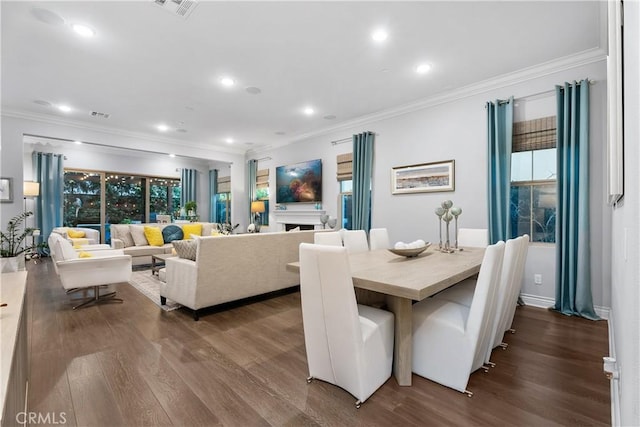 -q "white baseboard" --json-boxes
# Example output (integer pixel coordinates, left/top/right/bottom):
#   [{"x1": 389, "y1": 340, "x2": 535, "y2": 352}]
[{"x1": 519, "y1": 293, "x2": 610, "y2": 320}]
